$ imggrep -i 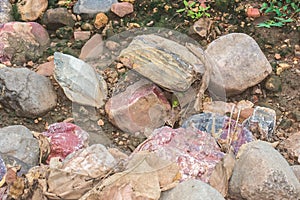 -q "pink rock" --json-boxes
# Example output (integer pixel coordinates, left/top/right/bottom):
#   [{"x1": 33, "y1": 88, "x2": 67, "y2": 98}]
[
  {"x1": 111, "y1": 2, "x2": 134, "y2": 17},
  {"x1": 0, "y1": 22, "x2": 50, "y2": 64},
  {"x1": 105, "y1": 79, "x2": 171, "y2": 134},
  {"x1": 74, "y1": 31, "x2": 91, "y2": 41},
  {"x1": 79, "y1": 34, "x2": 103, "y2": 60},
  {"x1": 36, "y1": 60, "x2": 54, "y2": 76},
  {"x1": 42, "y1": 122, "x2": 89, "y2": 164},
  {"x1": 283, "y1": 132, "x2": 300, "y2": 163},
  {"x1": 247, "y1": 7, "x2": 260, "y2": 18},
  {"x1": 134, "y1": 126, "x2": 224, "y2": 182}
]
